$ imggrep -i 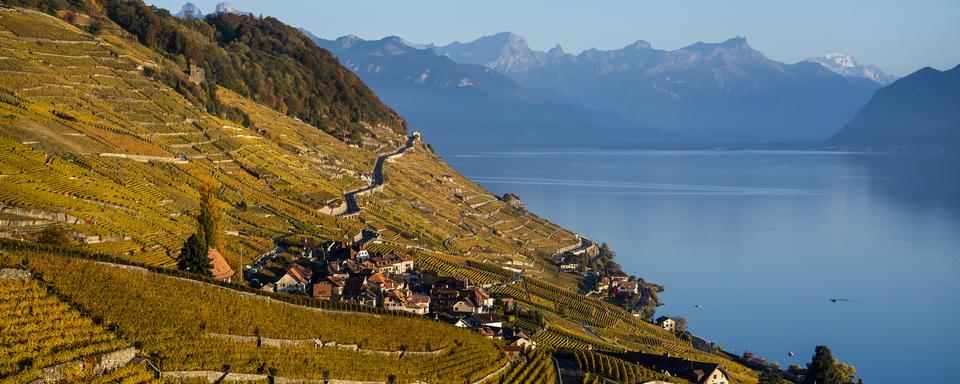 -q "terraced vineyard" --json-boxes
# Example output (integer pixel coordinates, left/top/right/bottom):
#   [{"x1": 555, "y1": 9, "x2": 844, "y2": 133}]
[
  {"x1": 18, "y1": 250, "x2": 505, "y2": 383},
  {"x1": 570, "y1": 350, "x2": 684, "y2": 384},
  {"x1": 499, "y1": 349, "x2": 557, "y2": 384},
  {"x1": 0, "y1": 268, "x2": 128, "y2": 383},
  {"x1": 370, "y1": 147, "x2": 581, "y2": 263},
  {"x1": 88, "y1": 362, "x2": 156, "y2": 384}
]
